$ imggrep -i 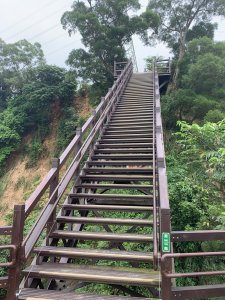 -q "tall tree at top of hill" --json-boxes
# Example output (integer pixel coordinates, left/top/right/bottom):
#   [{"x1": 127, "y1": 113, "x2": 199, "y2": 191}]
[
  {"x1": 0, "y1": 39, "x2": 45, "y2": 110},
  {"x1": 147, "y1": 0, "x2": 225, "y2": 88},
  {"x1": 61, "y1": 0, "x2": 158, "y2": 103}
]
